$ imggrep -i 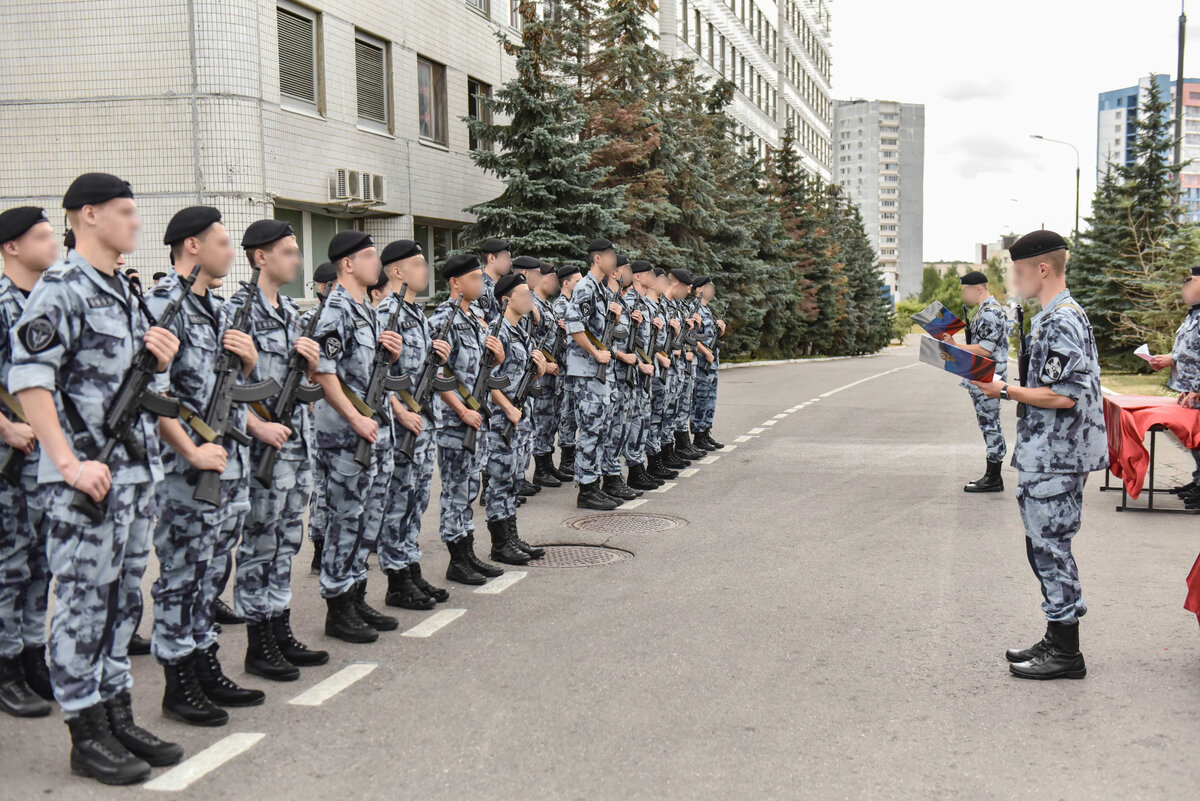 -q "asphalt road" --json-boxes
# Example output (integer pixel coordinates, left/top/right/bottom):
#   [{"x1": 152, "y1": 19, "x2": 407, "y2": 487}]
[{"x1": 4, "y1": 339, "x2": 1200, "y2": 800}]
